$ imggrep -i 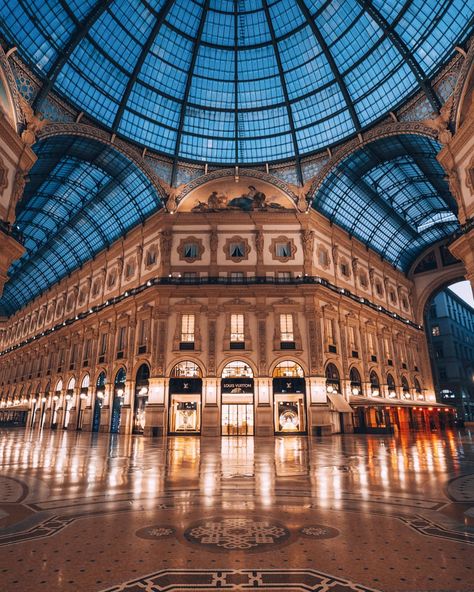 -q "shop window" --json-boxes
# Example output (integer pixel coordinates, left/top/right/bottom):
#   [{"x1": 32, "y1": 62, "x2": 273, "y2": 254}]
[
  {"x1": 180, "y1": 314, "x2": 195, "y2": 350},
  {"x1": 230, "y1": 313, "x2": 245, "y2": 348},
  {"x1": 370, "y1": 371, "x2": 380, "y2": 396}
]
